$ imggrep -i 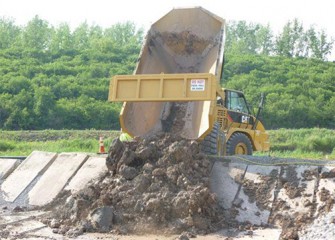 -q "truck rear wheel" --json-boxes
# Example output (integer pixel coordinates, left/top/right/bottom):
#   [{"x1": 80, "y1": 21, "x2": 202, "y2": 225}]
[
  {"x1": 201, "y1": 123, "x2": 225, "y2": 156},
  {"x1": 226, "y1": 132, "x2": 253, "y2": 155}
]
